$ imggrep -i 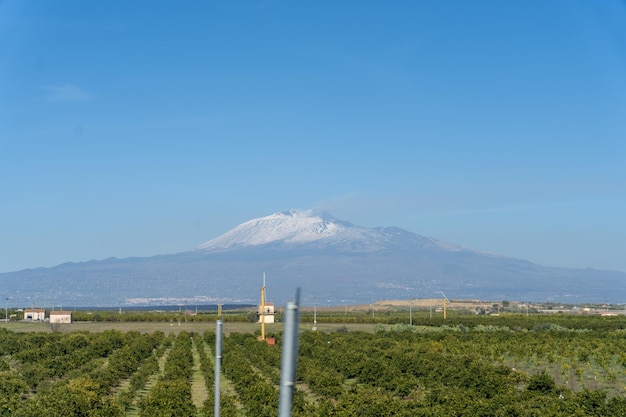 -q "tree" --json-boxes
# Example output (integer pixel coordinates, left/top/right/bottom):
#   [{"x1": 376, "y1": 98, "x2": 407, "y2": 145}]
[
  {"x1": 527, "y1": 372, "x2": 556, "y2": 394},
  {"x1": 139, "y1": 379, "x2": 195, "y2": 417}
]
